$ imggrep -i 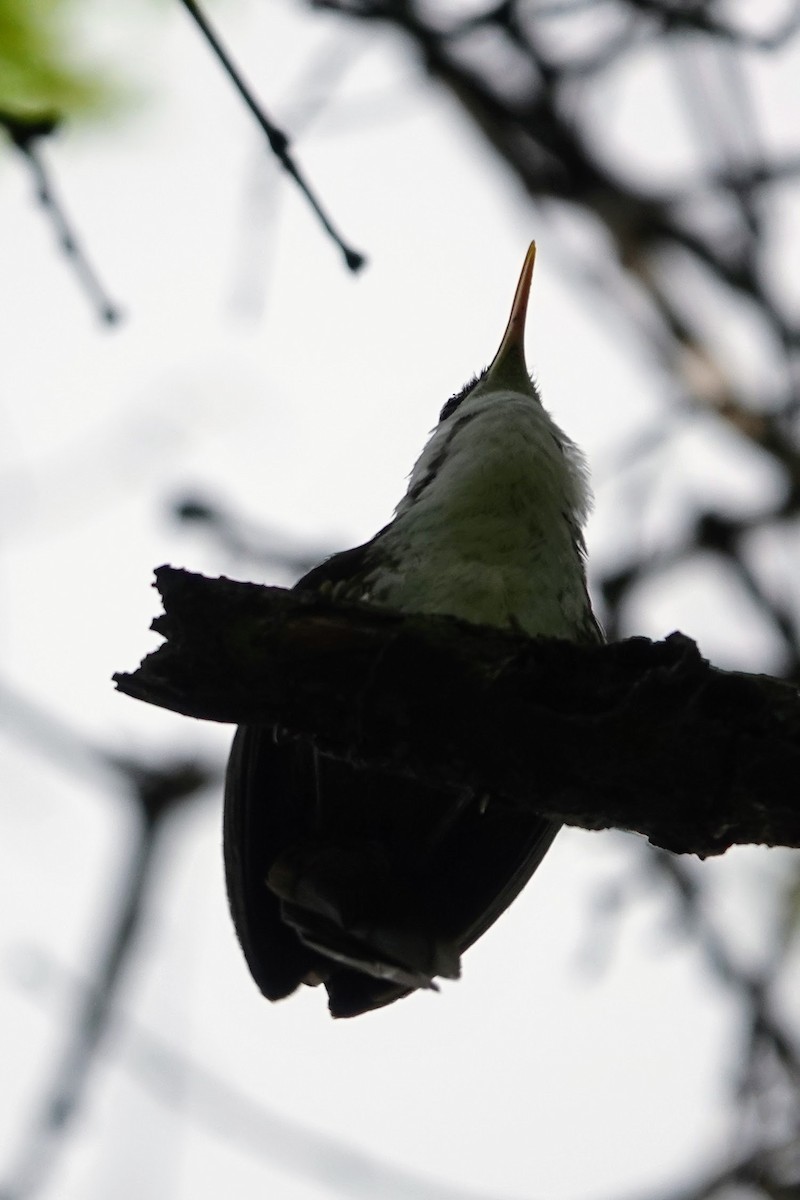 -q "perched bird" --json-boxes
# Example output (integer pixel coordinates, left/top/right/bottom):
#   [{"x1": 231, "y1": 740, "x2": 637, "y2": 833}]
[{"x1": 224, "y1": 243, "x2": 602, "y2": 1017}]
